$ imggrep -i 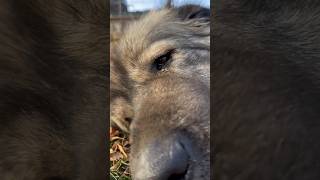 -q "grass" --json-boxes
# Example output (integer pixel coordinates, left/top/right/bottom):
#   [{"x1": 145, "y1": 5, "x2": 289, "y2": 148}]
[{"x1": 110, "y1": 127, "x2": 132, "y2": 180}]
